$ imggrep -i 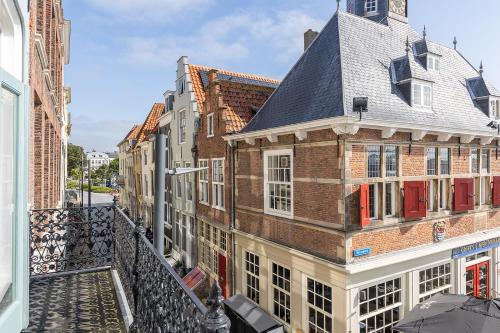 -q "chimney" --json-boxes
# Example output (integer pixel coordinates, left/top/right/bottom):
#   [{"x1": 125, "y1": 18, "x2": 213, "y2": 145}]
[{"x1": 304, "y1": 29, "x2": 319, "y2": 51}]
